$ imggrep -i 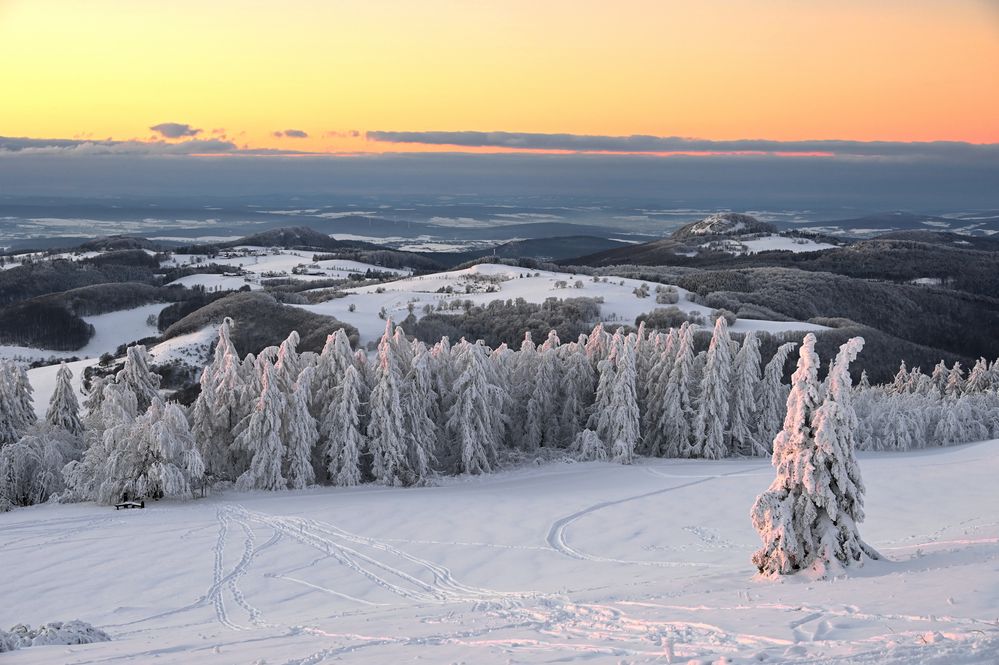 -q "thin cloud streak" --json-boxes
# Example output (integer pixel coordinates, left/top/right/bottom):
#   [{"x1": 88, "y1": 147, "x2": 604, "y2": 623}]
[{"x1": 367, "y1": 131, "x2": 999, "y2": 160}]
